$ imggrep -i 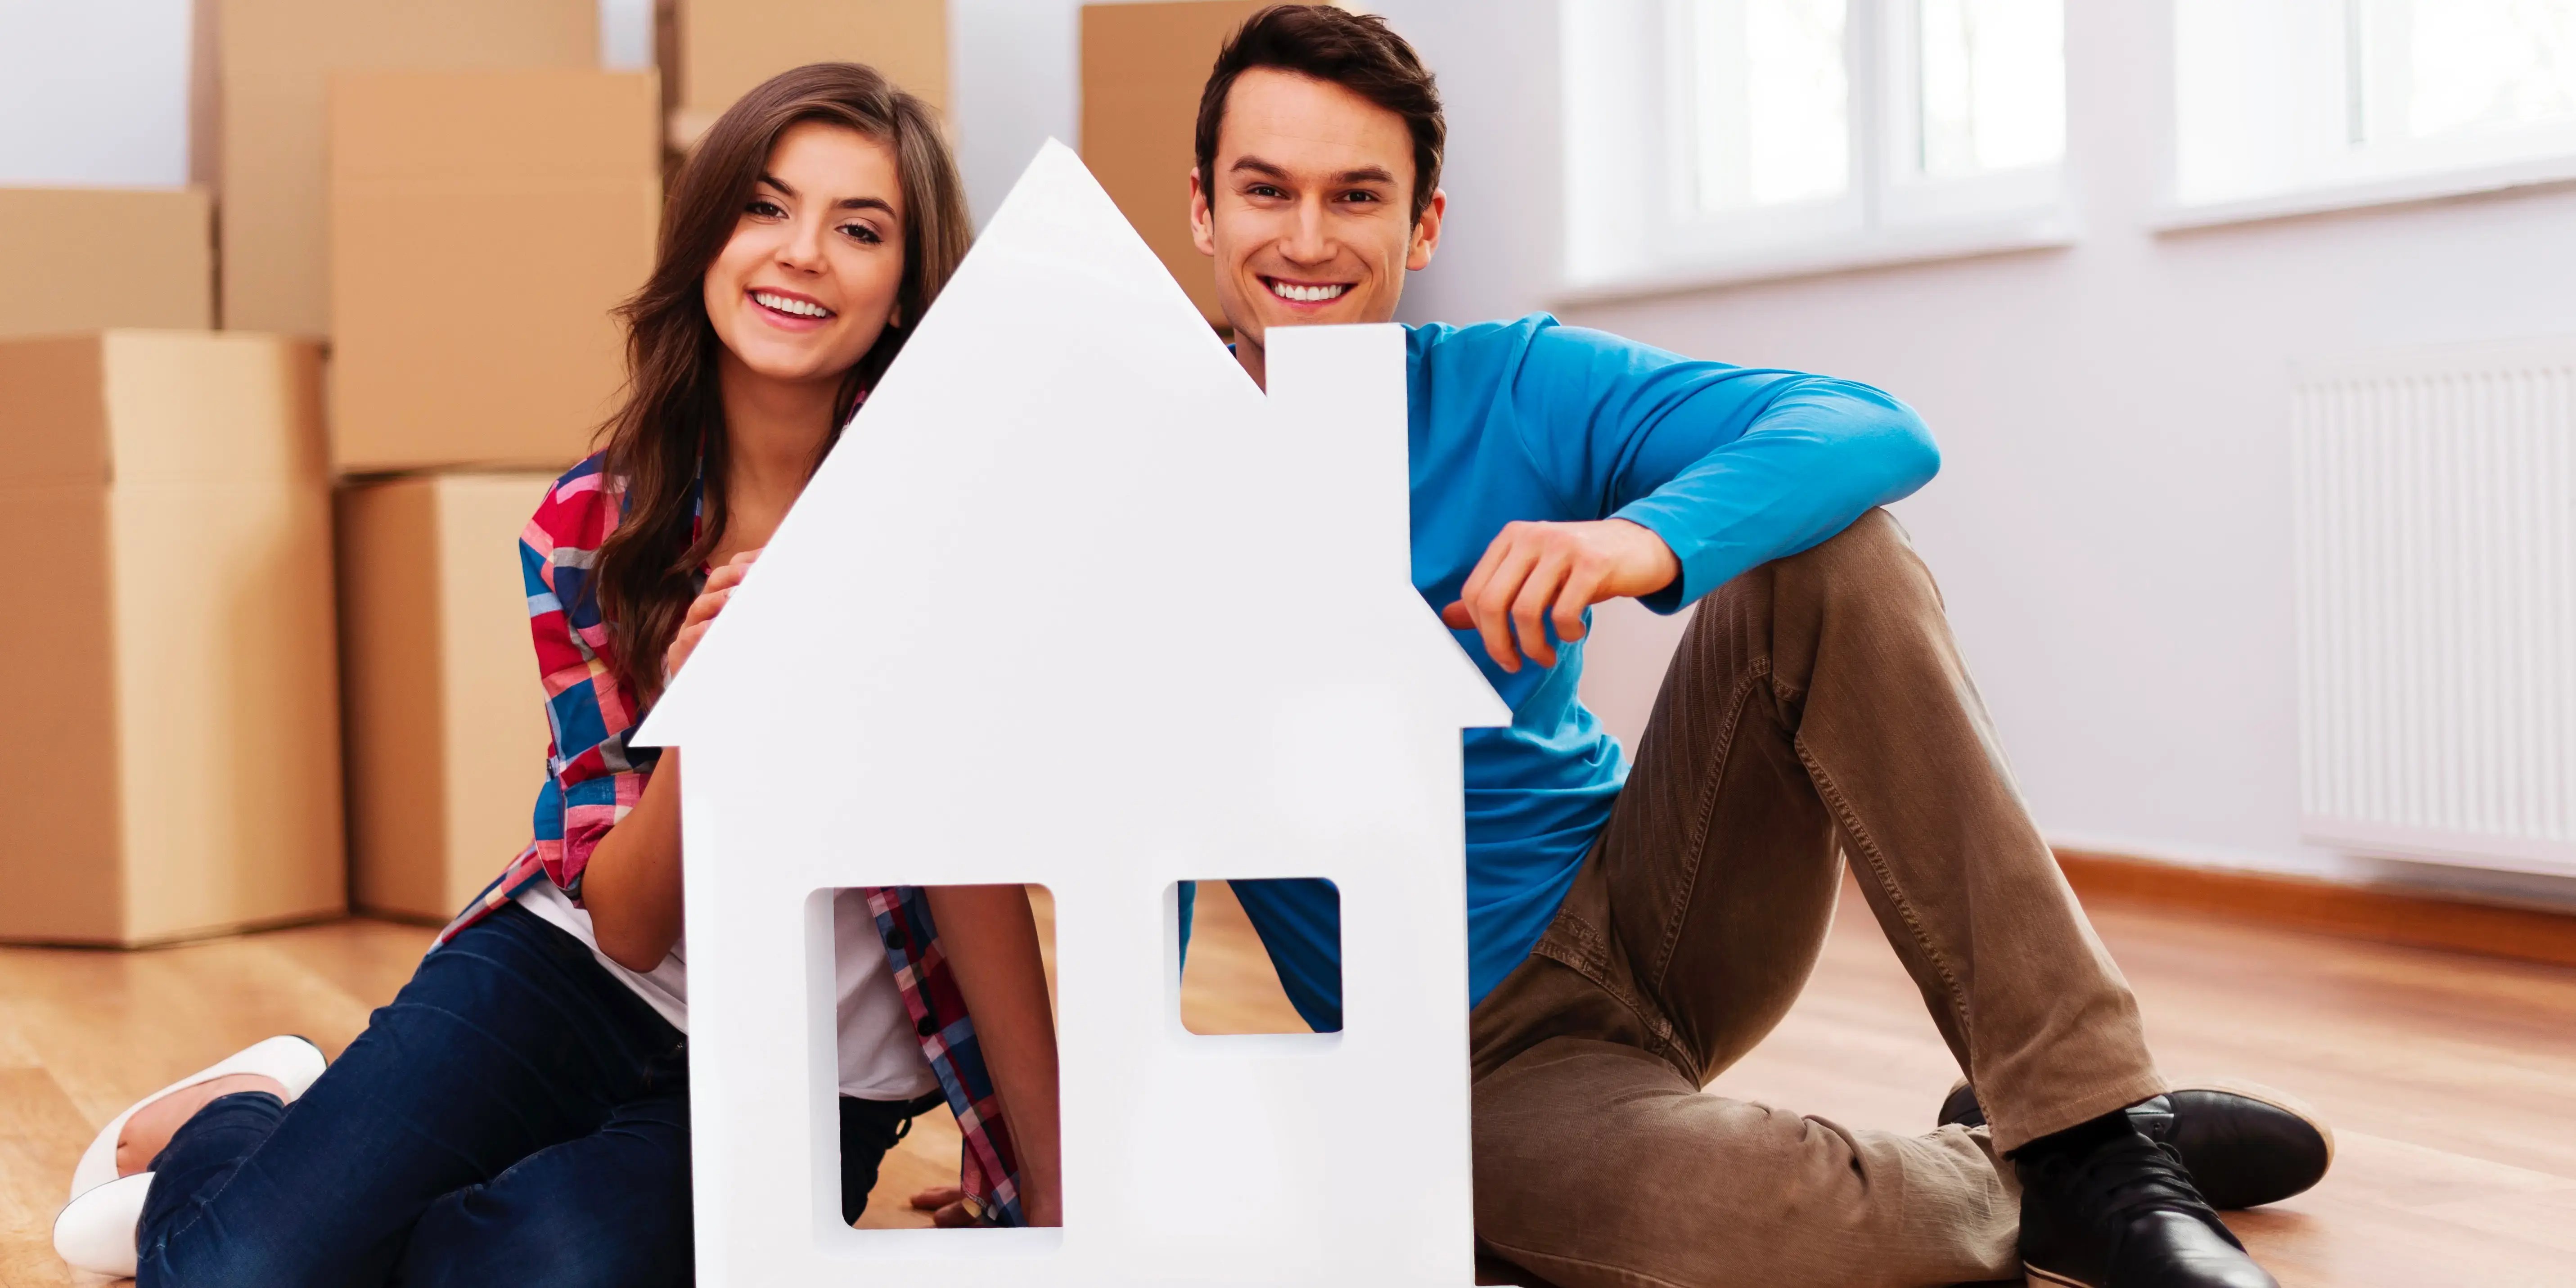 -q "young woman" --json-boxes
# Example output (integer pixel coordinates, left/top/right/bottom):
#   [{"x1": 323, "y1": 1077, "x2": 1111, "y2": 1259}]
[{"x1": 53, "y1": 63, "x2": 1060, "y2": 1287}]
